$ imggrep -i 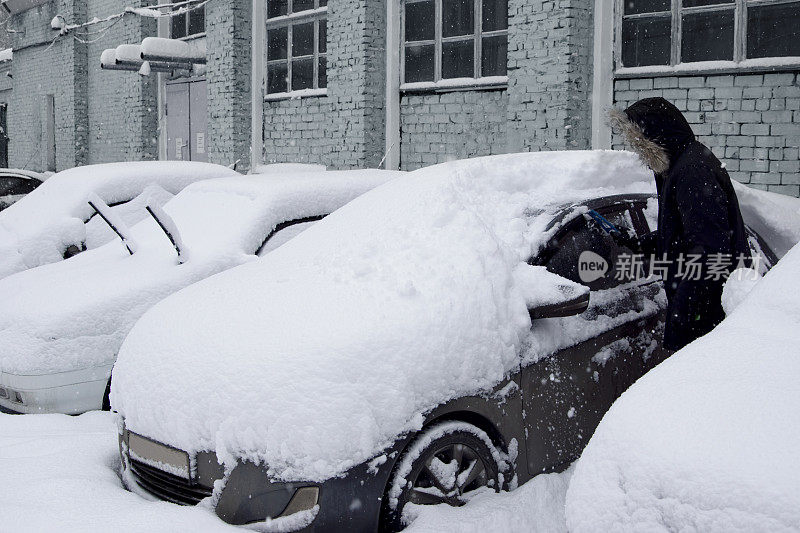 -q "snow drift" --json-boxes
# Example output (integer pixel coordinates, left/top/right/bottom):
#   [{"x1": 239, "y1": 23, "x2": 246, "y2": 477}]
[
  {"x1": 111, "y1": 150, "x2": 654, "y2": 483},
  {"x1": 565, "y1": 242, "x2": 800, "y2": 532},
  {"x1": 0, "y1": 161, "x2": 239, "y2": 280},
  {"x1": 0, "y1": 170, "x2": 398, "y2": 377}
]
